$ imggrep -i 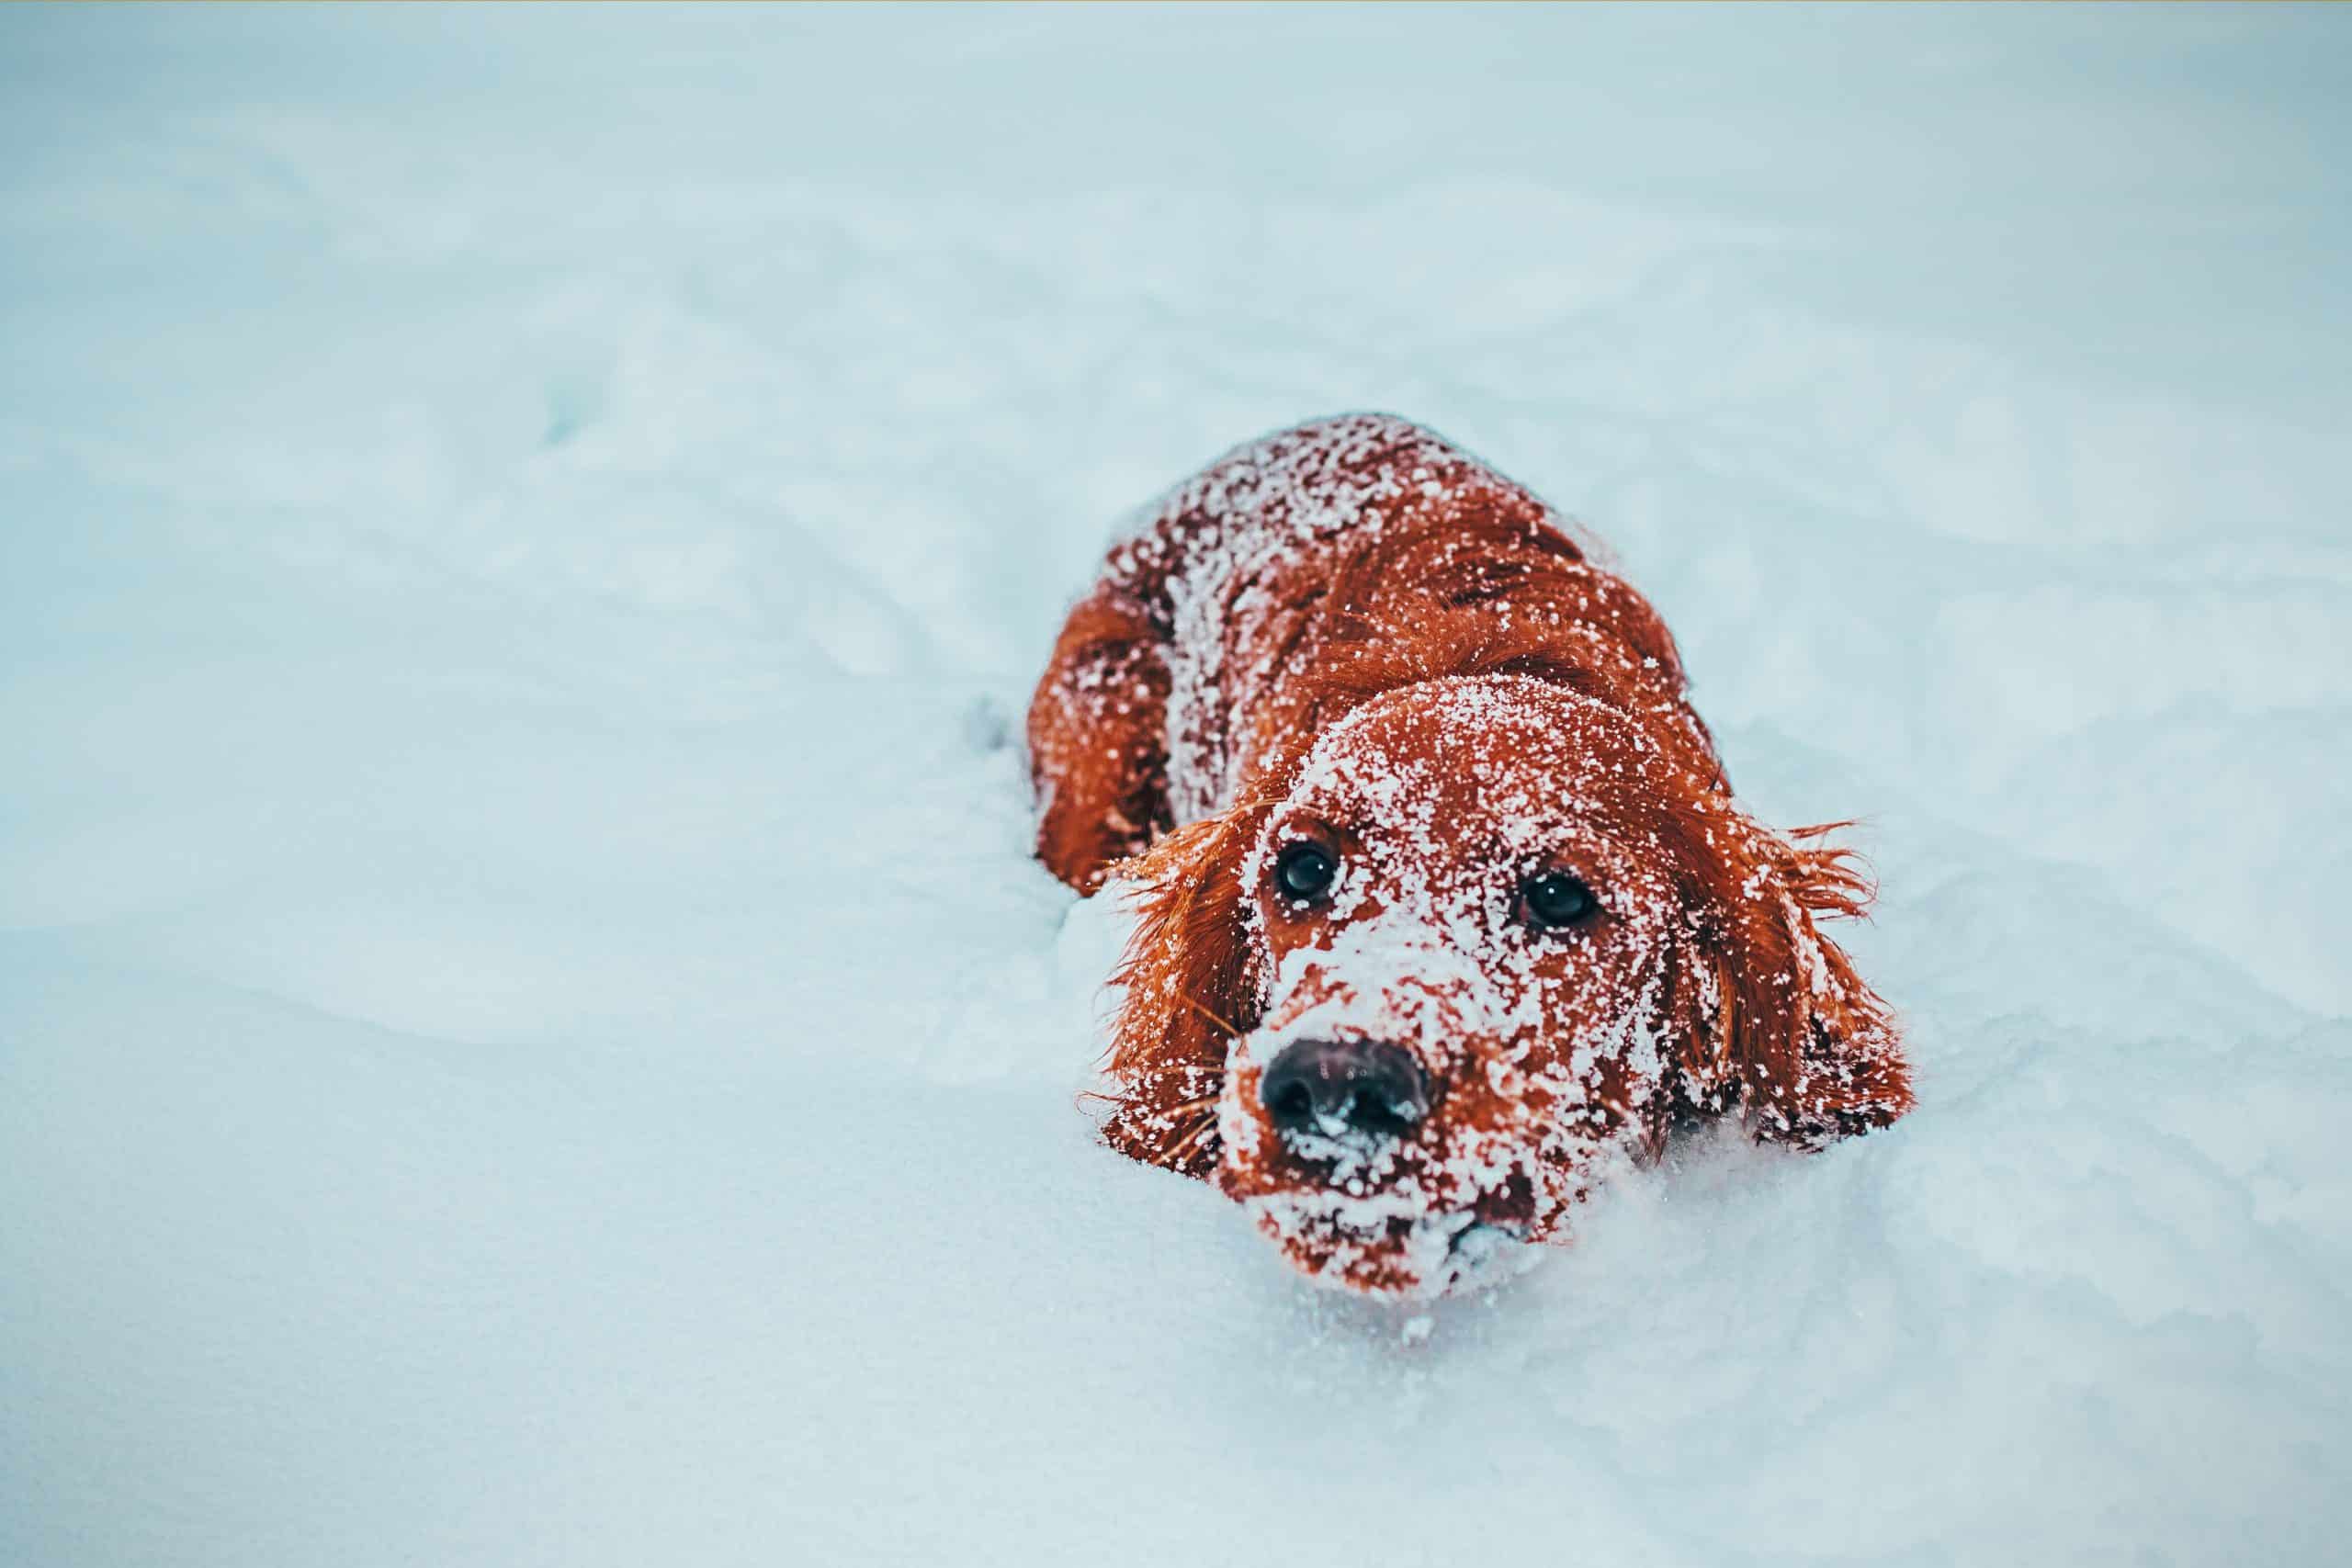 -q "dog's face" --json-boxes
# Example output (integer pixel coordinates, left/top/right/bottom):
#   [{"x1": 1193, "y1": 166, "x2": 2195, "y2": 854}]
[
  {"x1": 1215, "y1": 678, "x2": 1696, "y2": 1296},
  {"x1": 1100, "y1": 671, "x2": 1908, "y2": 1303}
]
